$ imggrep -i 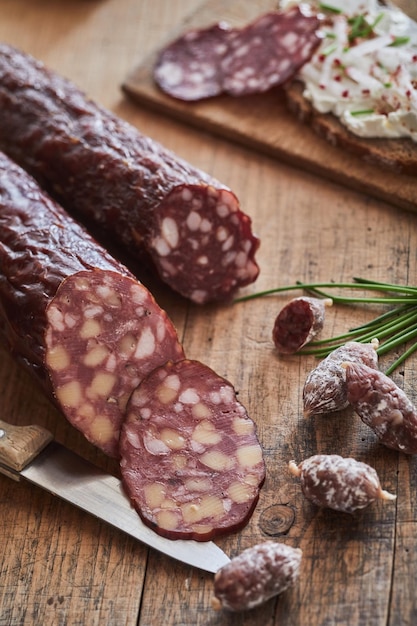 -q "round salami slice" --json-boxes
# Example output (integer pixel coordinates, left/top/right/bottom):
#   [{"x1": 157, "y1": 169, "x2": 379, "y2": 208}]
[
  {"x1": 120, "y1": 359, "x2": 265, "y2": 541},
  {"x1": 154, "y1": 22, "x2": 230, "y2": 101},
  {"x1": 154, "y1": 7, "x2": 322, "y2": 101},
  {"x1": 272, "y1": 296, "x2": 330, "y2": 354},
  {"x1": 45, "y1": 270, "x2": 184, "y2": 457},
  {"x1": 222, "y1": 7, "x2": 323, "y2": 96}
]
